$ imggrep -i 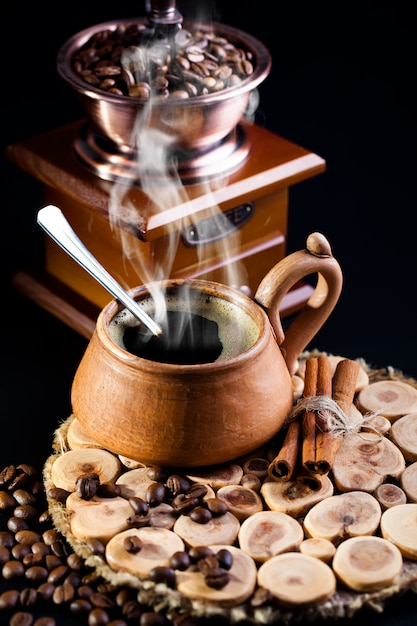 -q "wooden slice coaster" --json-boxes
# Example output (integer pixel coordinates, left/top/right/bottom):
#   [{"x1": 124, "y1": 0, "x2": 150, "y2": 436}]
[
  {"x1": 43, "y1": 355, "x2": 417, "y2": 623},
  {"x1": 390, "y1": 413, "x2": 417, "y2": 461},
  {"x1": 357, "y1": 380, "x2": 417, "y2": 421}
]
